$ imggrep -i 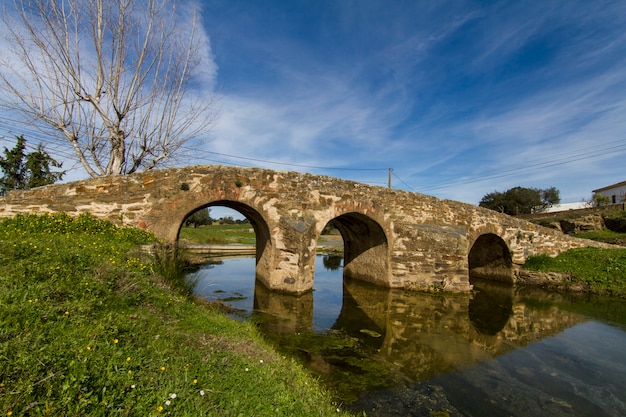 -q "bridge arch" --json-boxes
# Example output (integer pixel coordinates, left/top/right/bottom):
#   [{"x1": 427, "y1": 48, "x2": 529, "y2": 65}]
[
  {"x1": 177, "y1": 200, "x2": 274, "y2": 288},
  {"x1": 468, "y1": 233, "x2": 514, "y2": 283},
  {"x1": 325, "y1": 212, "x2": 391, "y2": 286}
]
